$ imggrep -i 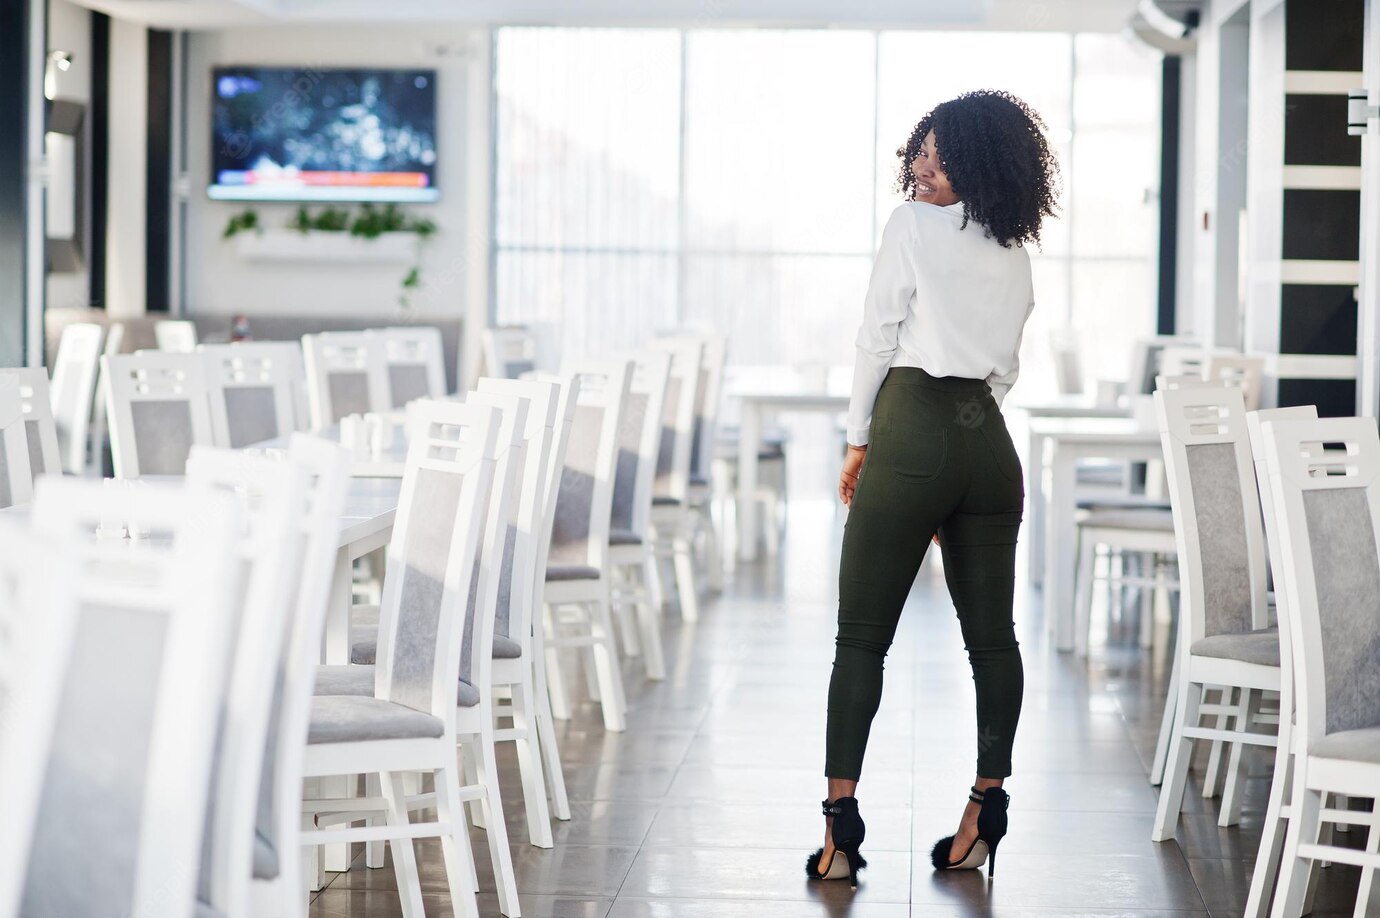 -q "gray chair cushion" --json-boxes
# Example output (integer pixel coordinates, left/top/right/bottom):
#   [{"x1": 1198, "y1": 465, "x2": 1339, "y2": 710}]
[
  {"x1": 348, "y1": 630, "x2": 517, "y2": 667},
  {"x1": 1186, "y1": 442, "x2": 1254, "y2": 637},
  {"x1": 314, "y1": 665, "x2": 481, "y2": 708},
  {"x1": 689, "y1": 473, "x2": 710, "y2": 488},
  {"x1": 196, "y1": 901, "x2": 225, "y2": 918},
  {"x1": 252, "y1": 830, "x2": 278, "y2": 880},
  {"x1": 1078, "y1": 509, "x2": 1176, "y2": 532},
  {"x1": 307, "y1": 696, "x2": 445, "y2": 744},
  {"x1": 130, "y1": 400, "x2": 196, "y2": 475},
  {"x1": 652, "y1": 496, "x2": 681, "y2": 507},
  {"x1": 547, "y1": 564, "x2": 600, "y2": 582},
  {"x1": 609, "y1": 529, "x2": 642, "y2": 546},
  {"x1": 1310, "y1": 726, "x2": 1380, "y2": 766},
  {"x1": 1190, "y1": 628, "x2": 1280, "y2": 667},
  {"x1": 223, "y1": 387, "x2": 280, "y2": 448},
  {"x1": 388, "y1": 365, "x2": 433, "y2": 409}
]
